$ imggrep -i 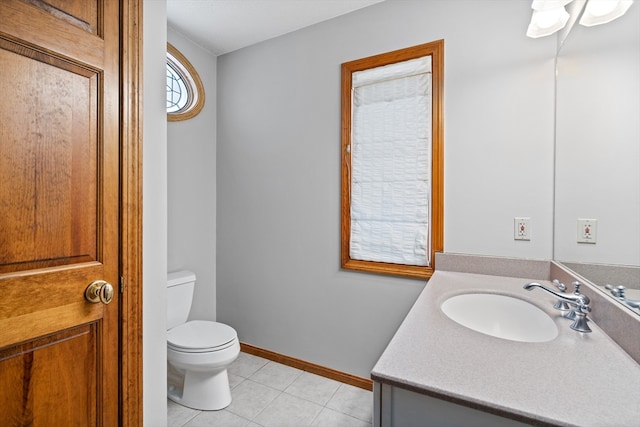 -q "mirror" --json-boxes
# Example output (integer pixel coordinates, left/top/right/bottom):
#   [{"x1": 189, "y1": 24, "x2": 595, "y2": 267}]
[
  {"x1": 560, "y1": 261, "x2": 640, "y2": 314},
  {"x1": 554, "y1": 4, "x2": 639, "y2": 313}
]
